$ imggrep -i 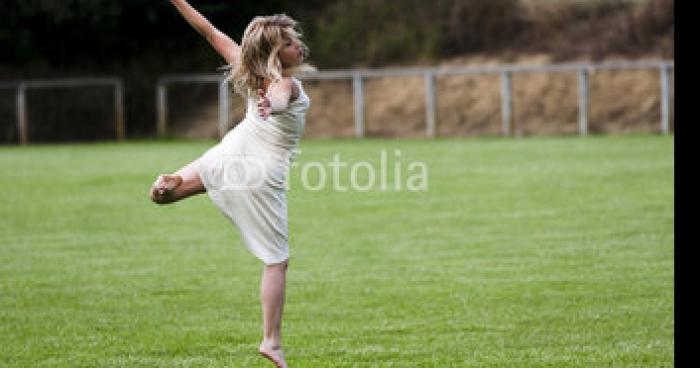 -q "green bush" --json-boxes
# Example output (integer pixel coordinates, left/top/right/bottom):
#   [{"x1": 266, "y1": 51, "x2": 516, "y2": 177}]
[
  {"x1": 306, "y1": 0, "x2": 522, "y2": 67},
  {"x1": 304, "y1": 0, "x2": 672, "y2": 68}
]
